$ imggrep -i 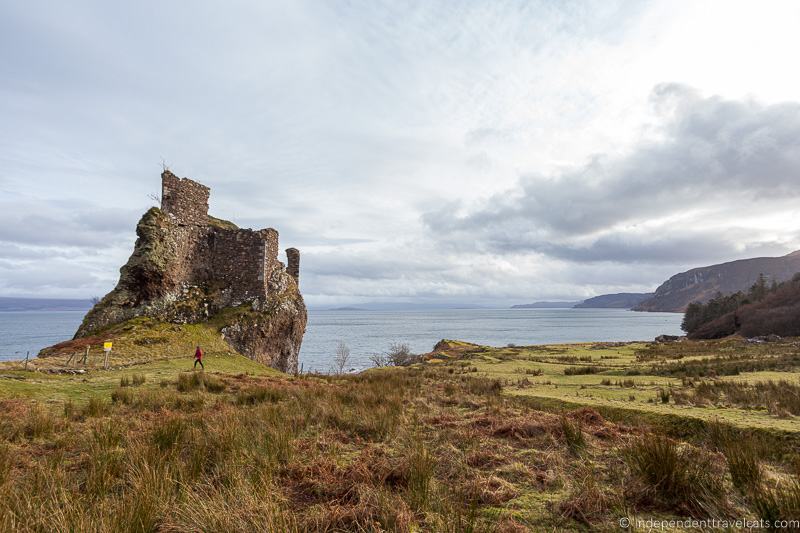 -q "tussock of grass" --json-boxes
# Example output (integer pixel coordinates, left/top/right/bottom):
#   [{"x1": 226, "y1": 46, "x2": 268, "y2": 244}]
[
  {"x1": 559, "y1": 467, "x2": 615, "y2": 525},
  {"x1": 0, "y1": 443, "x2": 9, "y2": 486},
  {"x1": 119, "y1": 374, "x2": 146, "y2": 388},
  {"x1": 658, "y1": 388, "x2": 671, "y2": 404},
  {"x1": 464, "y1": 377, "x2": 503, "y2": 395},
  {"x1": 83, "y1": 397, "x2": 110, "y2": 418},
  {"x1": 111, "y1": 387, "x2": 134, "y2": 405},
  {"x1": 724, "y1": 439, "x2": 762, "y2": 494},
  {"x1": 151, "y1": 418, "x2": 188, "y2": 452},
  {"x1": 564, "y1": 366, "x2": 607, "y2": 376},
  {"x1": 176, "y1": 372, "x2": 225, "y2": 393},
  {"x1": 706, "y1": 422, "x2": 763, "y2": 494},
  {"x1": 625, "y1": 433, "x2": 725, "y2": 517},
  {"x1": 406, "y1": 434, "x2": 435, "y2": 511},
  {"x1": 24, "y1": 405, "x2": 56, "y2": 439},
  {"x1": 235, "y1": 386, "x2": 285, "y2": 405},
  {"x1": 85, "y1": 421, "x2": 126, "y2": 497},
  {"x1": 752, "y1": 477, "x2": 800, "y2": 528},
  {"x1": 559, "y1": 416, "x2": 585, "y2": 454}
]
